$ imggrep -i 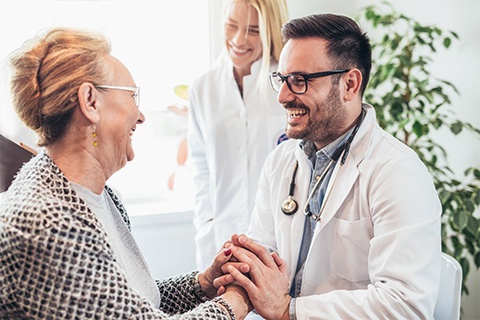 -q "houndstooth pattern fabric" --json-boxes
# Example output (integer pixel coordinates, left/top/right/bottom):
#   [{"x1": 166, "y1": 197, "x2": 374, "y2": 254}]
[{"x1": 0, "y1": 152, "x2": 233, "y2": 320}]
